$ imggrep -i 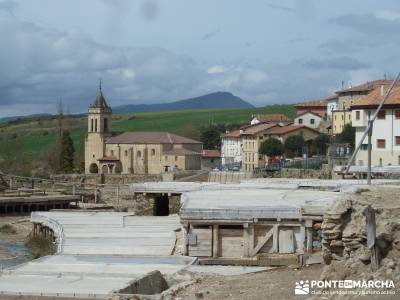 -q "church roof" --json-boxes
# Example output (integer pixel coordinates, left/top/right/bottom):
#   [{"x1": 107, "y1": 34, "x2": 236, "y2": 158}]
[
  {"x1": 105, "y1": 131, "x2": 202, "y2": 145},
  {"x1": 90, "y1": 81, "x2": 110, "y2": 109}
]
